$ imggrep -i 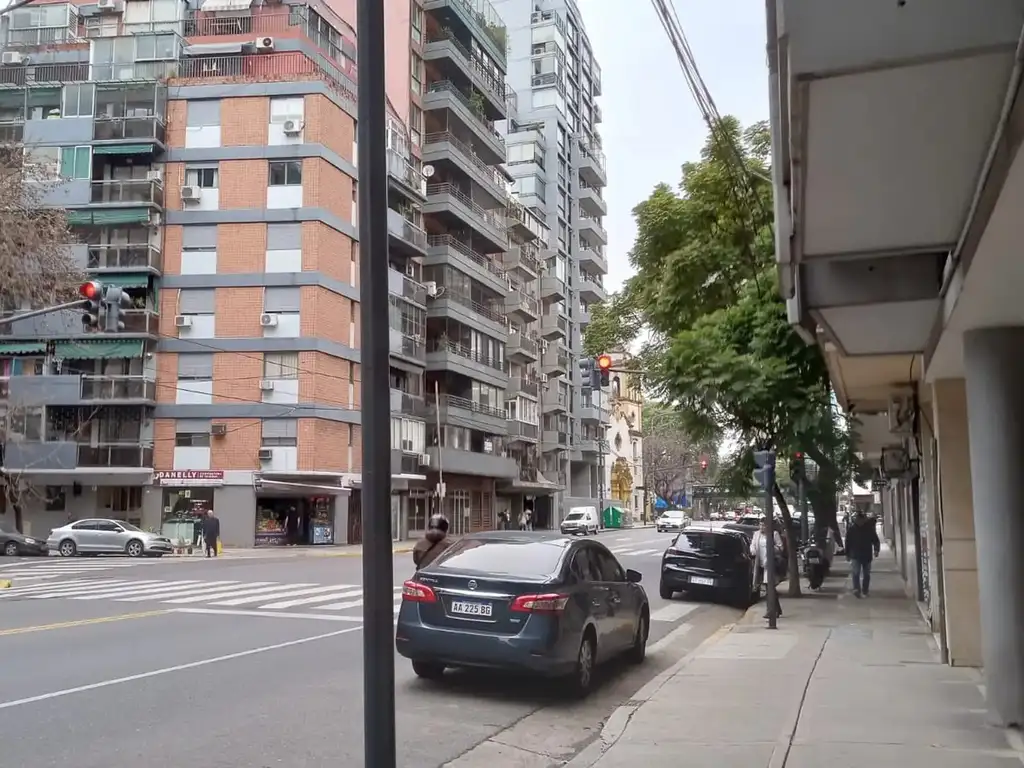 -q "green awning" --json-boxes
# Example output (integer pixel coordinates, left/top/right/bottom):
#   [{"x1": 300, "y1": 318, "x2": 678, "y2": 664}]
[
  {"x1": 92, "y1": 143, "x2": 155, "y2": 156},
  {"x1": 52, "y1": 340, "x2": 144, "y2": 360},
  {"x1": 0, "y1": 342, "x2": 46, "y2": 355},
  {"x1": 67, "y1": 209, "x2": 152, "y2": 226},
  {"x1": 66, "y1": 210, "x2": 93, "y2": 226},
  {"x1": 99, "y1": 274, "x2": 150, "y2": 288}
]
